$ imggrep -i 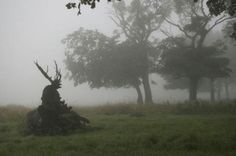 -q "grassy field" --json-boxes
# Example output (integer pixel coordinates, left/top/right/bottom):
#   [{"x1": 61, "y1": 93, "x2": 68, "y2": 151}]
[{"x1": 0, "y1": 102, "x2": 236, "y2": 156}]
